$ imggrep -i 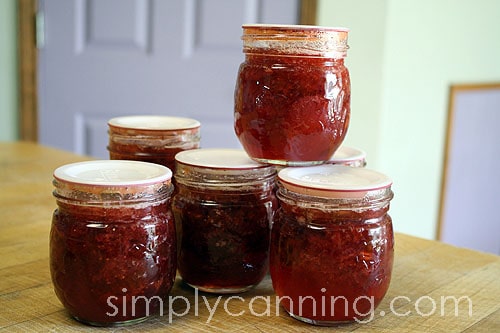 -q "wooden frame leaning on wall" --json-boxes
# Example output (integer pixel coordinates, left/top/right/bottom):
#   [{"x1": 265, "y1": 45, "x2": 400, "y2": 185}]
[{"x1": 437, "y1": 82, "x2": 500, "y2": 254}]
